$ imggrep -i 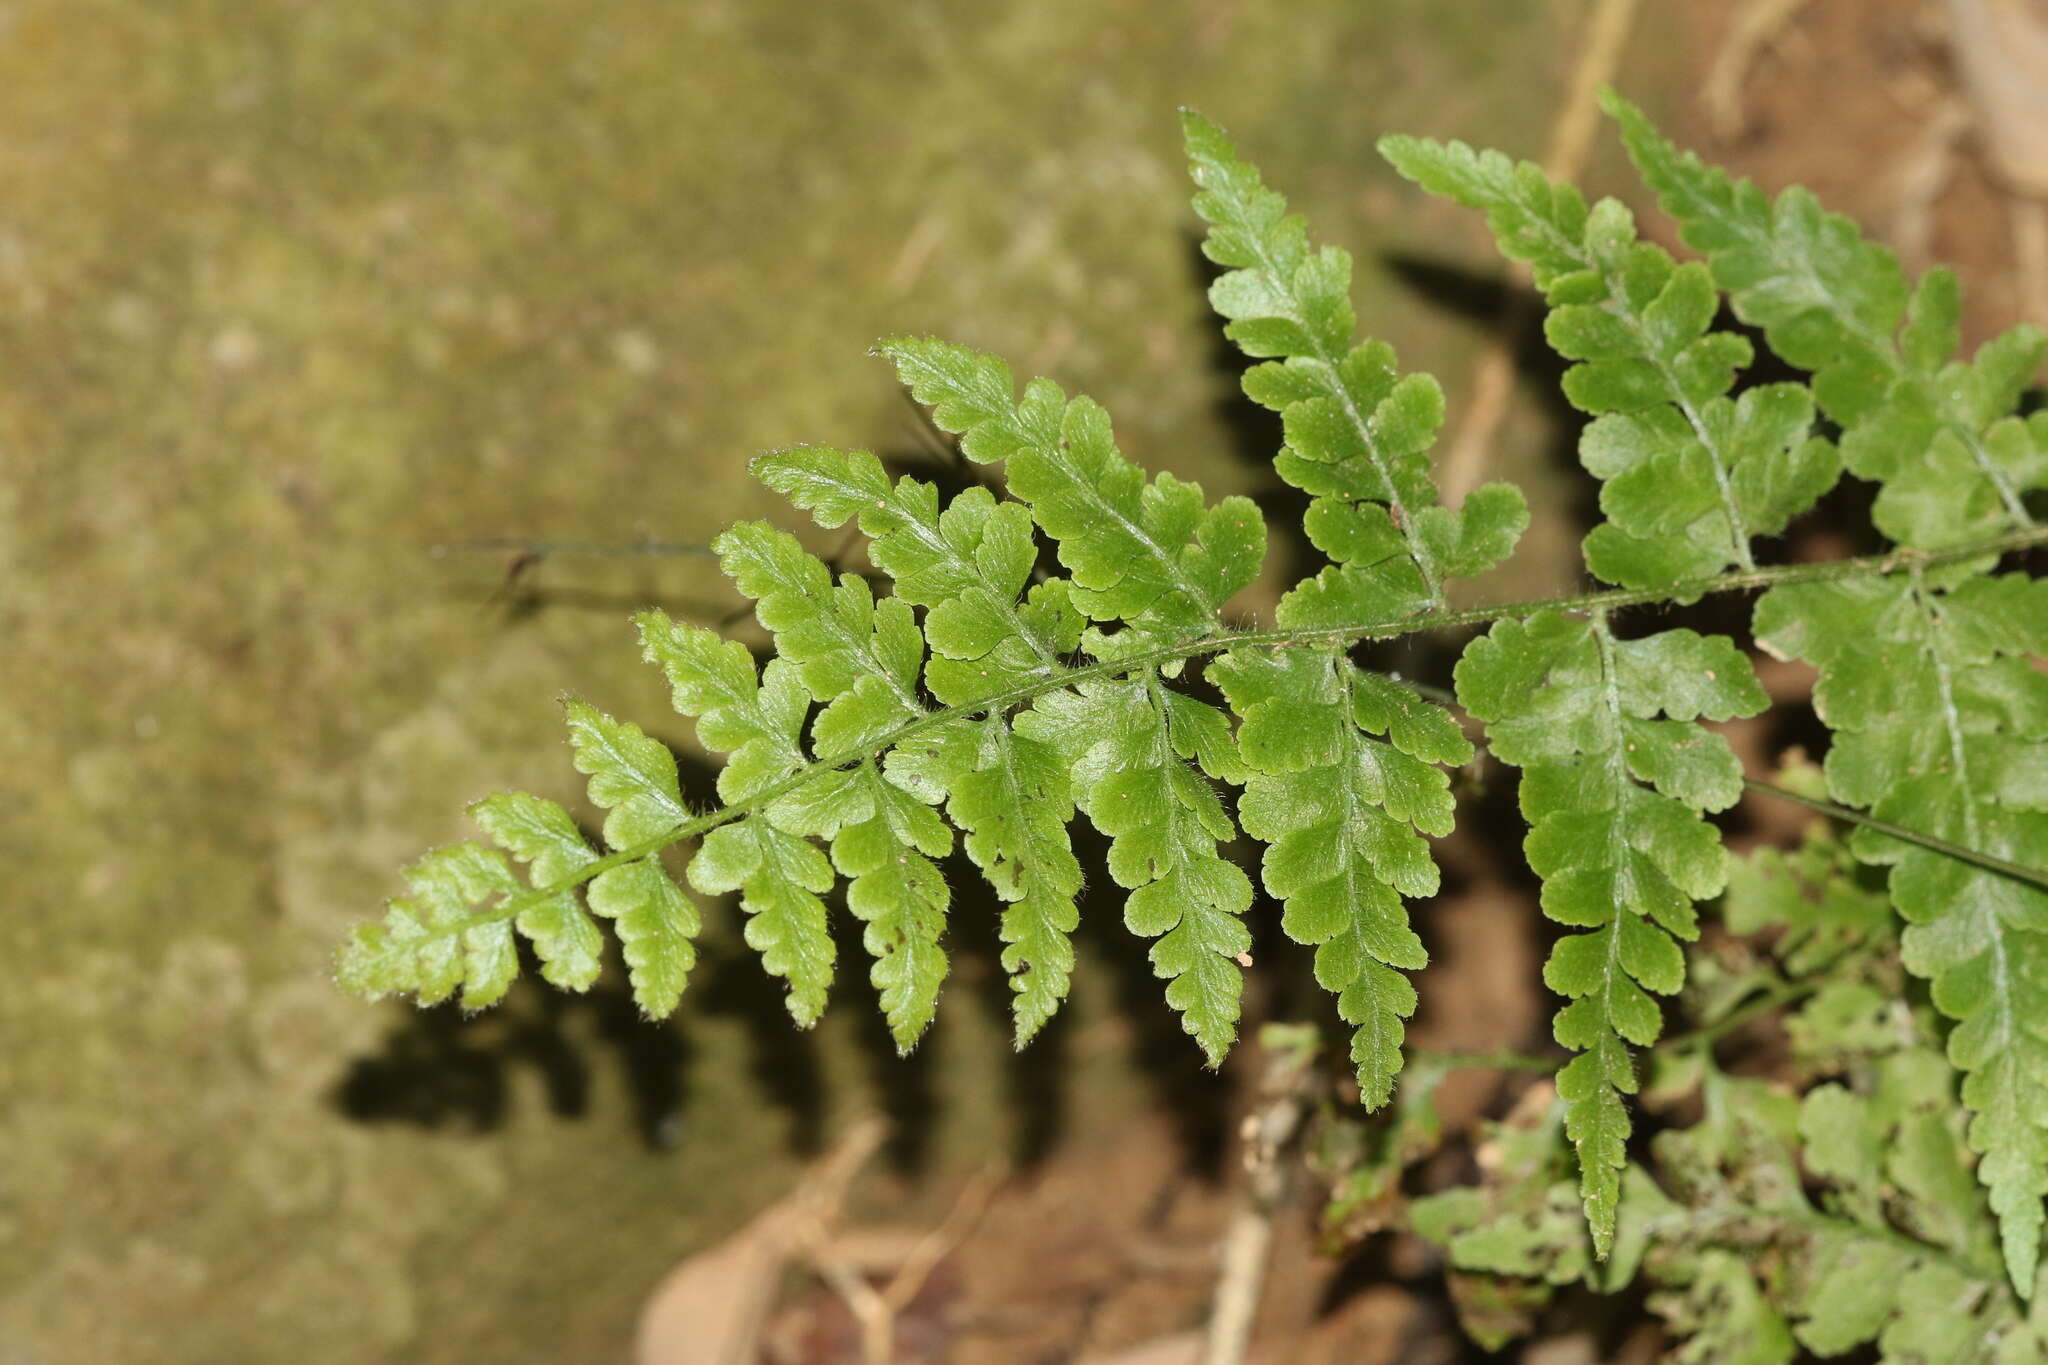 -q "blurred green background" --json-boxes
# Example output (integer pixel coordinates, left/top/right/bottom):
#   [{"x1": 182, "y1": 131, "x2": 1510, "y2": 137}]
[{"x1": 1, "y1": 2, "x2": 1682, "y2": 1359}]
